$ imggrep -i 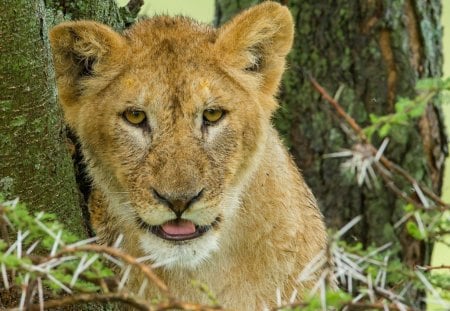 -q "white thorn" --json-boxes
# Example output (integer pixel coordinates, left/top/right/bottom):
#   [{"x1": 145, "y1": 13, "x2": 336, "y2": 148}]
[
  {"x1": 414, "y1": 212, "x2": 427, "y2": 240},
  {"x1": 47, "y1": 273, "x2": 72, "y2": 294},
  {"x1": 103, "y1": 253, "x2": 124, "y2": 268},
  {"x1": 323, "y1": 150, "x2": 354, "y2": 159},
  {"x1": 276, "y1": 287, "x2": 282, "y2": 307},
  {"x1": 289, "y1": 288, "x2": 298, "y2": 304},
  {"x1": 19, "y1": 273, "x2": 30, "y2": 311},
  {"x1": 113, "y1": 234, "x2": 124, "y2": 248},
  {"x1": 334, "y1": 215, "x2": 362, "y2": 239},
  {"x1": 50, "y1": 230, "x2": 63, "y2": 256},
  {"x1": 375, "y1": 138, "x2": 389, "y2": 161},
  {"x1": 1, "y1": 263, "x2": 10, "y2": 290},
  {"x1": 38, "y1": 277, "x2": 44, "y2": 311},
  {"x1": 138, "y1": 278, "x2": 148, "y2": 297},
  {"x1": 67, "y1": 236, "x2": 98, "y2": 248},
  {"x1": 413, "y1": 182, "x2": 429, "y2": 208},
  {"x1": 26, "y1": 239, "x2": 41, "y2": 255},
  {"x1": 118, "y1": 265, "x2": 132, "y2": 291}
]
